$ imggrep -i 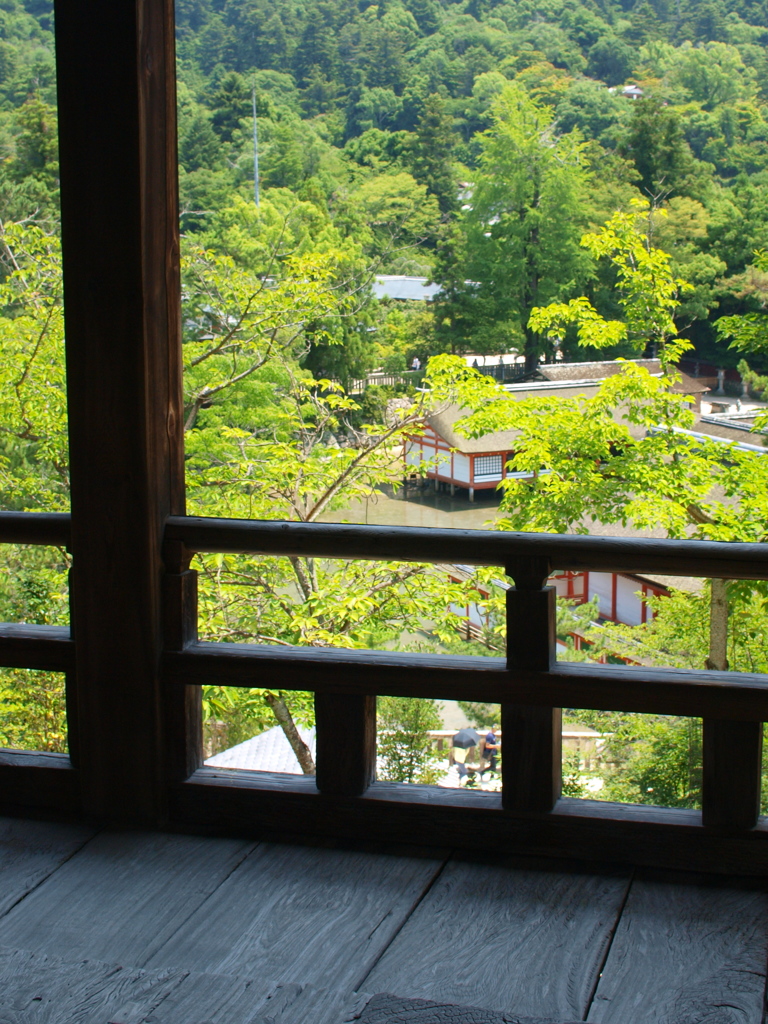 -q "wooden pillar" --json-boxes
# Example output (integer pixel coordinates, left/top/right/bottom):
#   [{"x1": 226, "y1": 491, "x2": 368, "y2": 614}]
[
  {"x1": 702, "y1": 721, "x2": 763, "y2": 829},
  {"x1": 701, "y1": 580, "x2": 762, "y2": 829},
  {"x1": 502, "y1": 557, "x2": 561, "y2": 813},
  {"x1": 64, "y1": 566, "x2": 80, "y2": 768},
  {"x1": 315, "y1": 693, "x2": 376, "y2": 797},
  {"x1": 162, "y1": 543, "x2": 202, "y2": 786},
  {"x1": 54, "y1": 0, "x2": 184, "y2": 822}
]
